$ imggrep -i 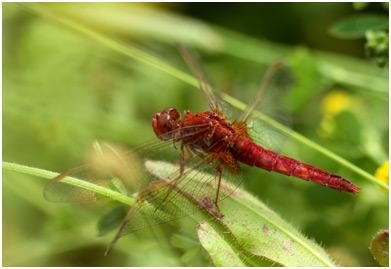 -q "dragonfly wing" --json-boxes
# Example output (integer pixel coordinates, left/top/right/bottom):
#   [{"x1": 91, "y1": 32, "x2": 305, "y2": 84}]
[
  {"x1": 43, "y1": 125, "x2": 210, "y2": 203},
  {"x1": 43, "y1": 164, "x2": 105, "y2": 203},
  {"x1": 114, "y1": 151, "x2": 242, "y2": 238},
  {"x1": 43, "y1": 139, "x2": 176, "y2": 203},
  {"x1": 239, "y1": 62, "x2": 283, "y2": 123},
  {"x1": 242, "y1": 64, "x2": 293, "y2": 152},
  {"x1": 178, "y1": 44, "x2": 226, "y2": 113},
  {"x1": 247, "y1": 111, "x2": 291, "y2": 153}
]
